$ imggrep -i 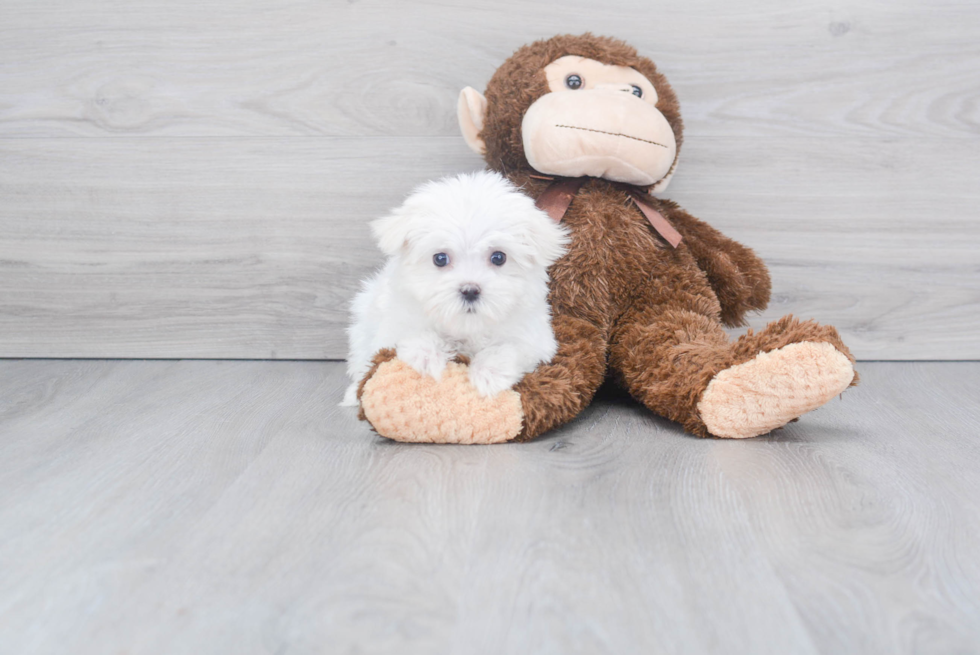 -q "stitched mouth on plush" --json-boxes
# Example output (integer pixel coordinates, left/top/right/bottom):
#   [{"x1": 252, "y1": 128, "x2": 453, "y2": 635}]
[{"x1": 554, "y1": 124, "x2": 670, "y2": 149}]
